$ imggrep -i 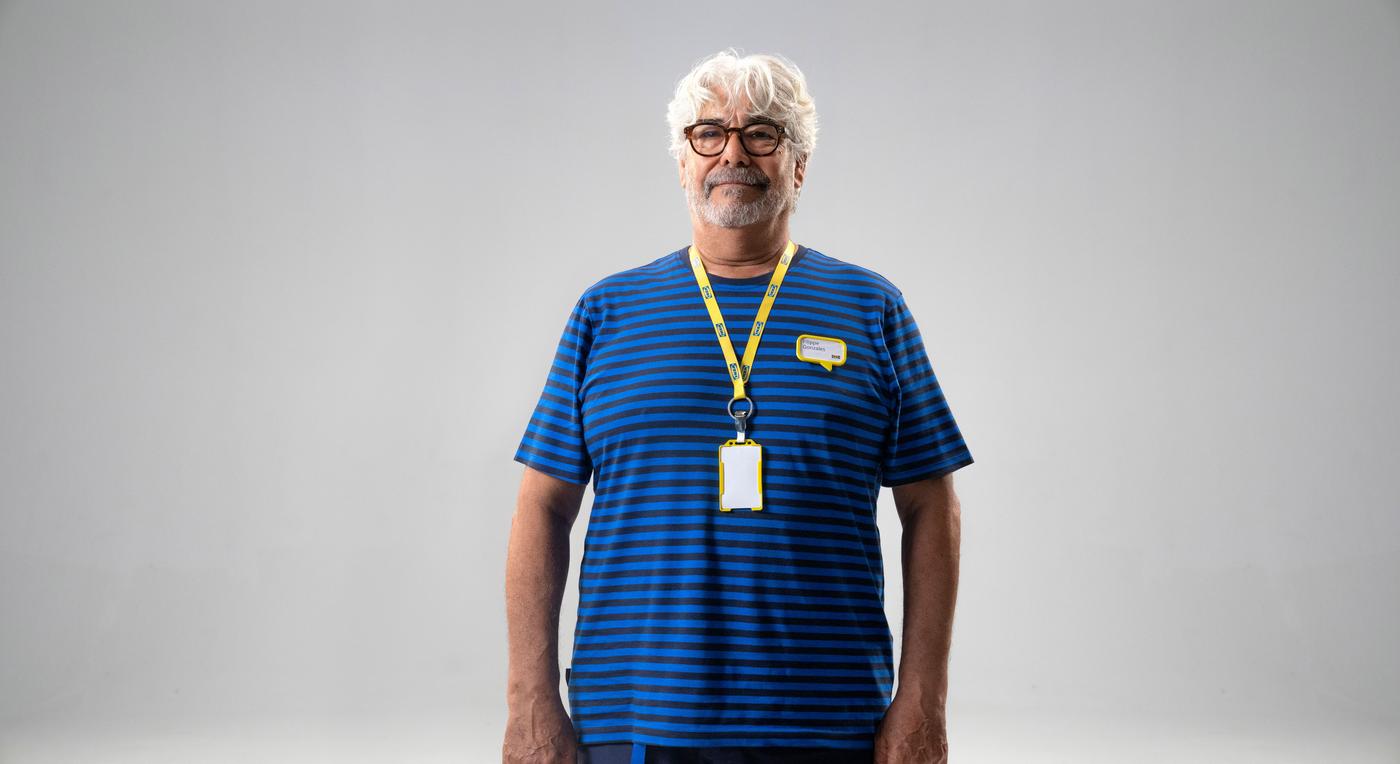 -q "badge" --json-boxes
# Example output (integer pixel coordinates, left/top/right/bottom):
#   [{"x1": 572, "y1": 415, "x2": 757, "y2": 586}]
[
  {"x1": 718, "y1": 439, "x2": 763, "y2": 511},
  {"x1": 796, "y1": 334, "x2": 847, "y2": 370}
]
